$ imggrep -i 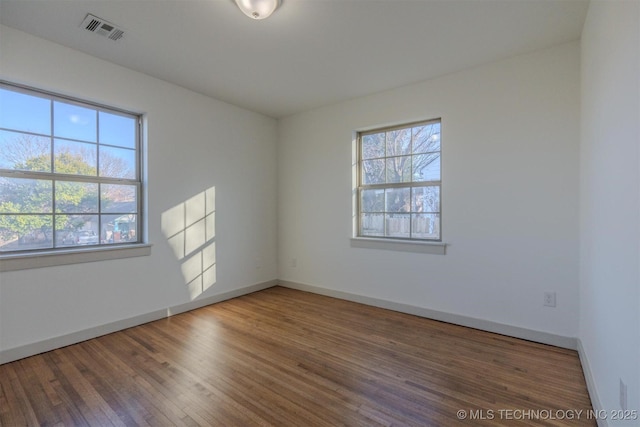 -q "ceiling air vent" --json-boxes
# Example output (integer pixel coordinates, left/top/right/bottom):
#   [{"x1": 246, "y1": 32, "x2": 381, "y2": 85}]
[{"x1": 80, "y1": 14, "x2": 124, "y2": 41}]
